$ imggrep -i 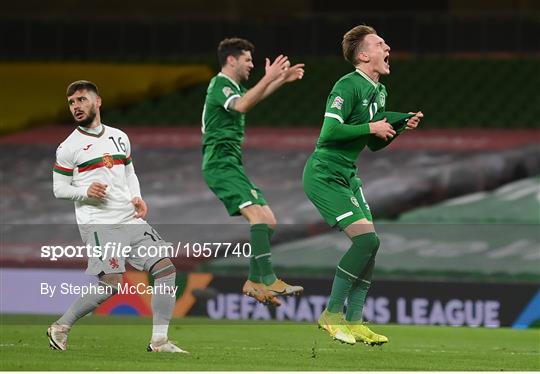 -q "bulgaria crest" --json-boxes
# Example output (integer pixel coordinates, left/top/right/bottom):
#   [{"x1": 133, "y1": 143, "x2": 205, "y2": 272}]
[{"x1": 103, "y1": 153, "x2": 114, "y2": 169}]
